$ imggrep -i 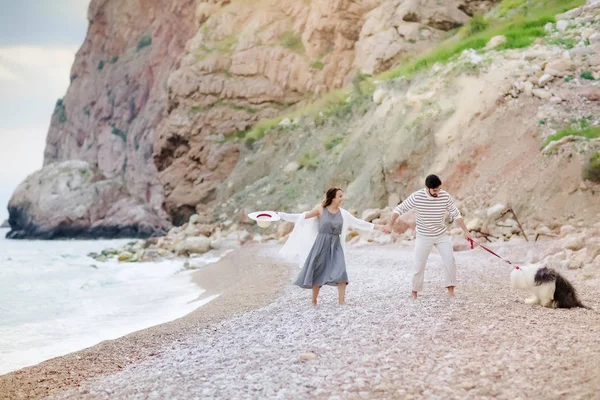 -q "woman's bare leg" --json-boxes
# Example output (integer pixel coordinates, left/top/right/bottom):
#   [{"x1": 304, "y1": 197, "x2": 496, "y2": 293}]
[
  {"x1": 312, "y1": 286, "x2": 321, "y2": 306},
  {"x1": 338, "y1": 283, "x2": 347, "y2": 305},
  {"x1": 447, "y1": 286, "x2": 455, "y2": 297}
]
